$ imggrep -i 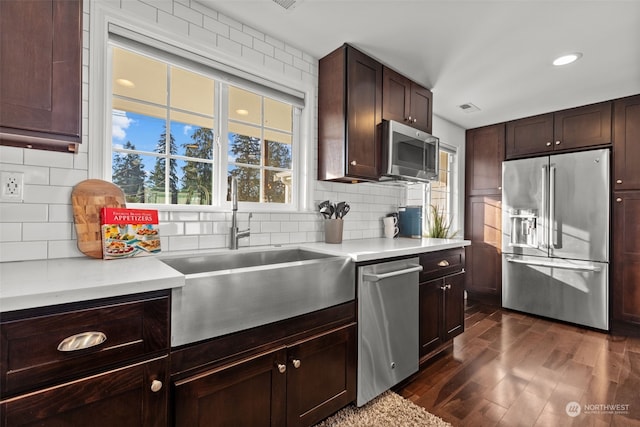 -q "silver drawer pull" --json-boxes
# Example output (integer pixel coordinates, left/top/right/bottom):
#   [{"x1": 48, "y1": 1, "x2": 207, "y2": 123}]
[
  {"x1": 57, "y1": 331, "x2": 107, "y2": 352},
  {"x1": 437, "y1": 260, "x2": 450, "y2": 267}
]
